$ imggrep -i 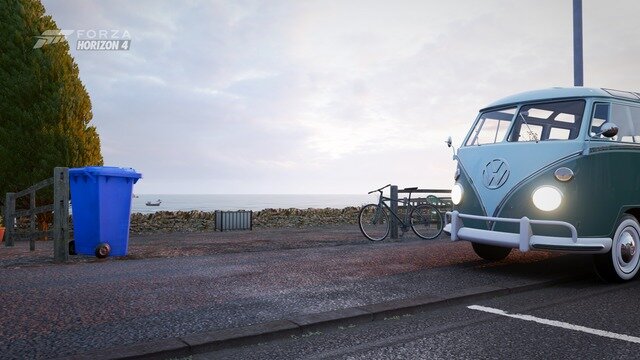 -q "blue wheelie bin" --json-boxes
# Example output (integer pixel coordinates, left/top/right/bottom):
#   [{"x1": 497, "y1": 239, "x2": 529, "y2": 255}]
[{"x1": 69, "y1": 167, "x2": 142, "y2": 257}]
